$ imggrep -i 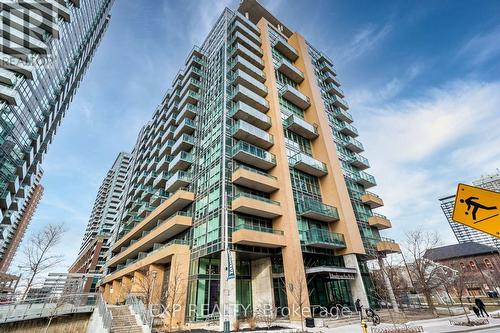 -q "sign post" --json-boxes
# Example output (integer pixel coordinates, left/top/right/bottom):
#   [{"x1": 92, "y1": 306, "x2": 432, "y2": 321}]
[{"x1": 452, "y1": 183, "x2": 500, "y2": 239}]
